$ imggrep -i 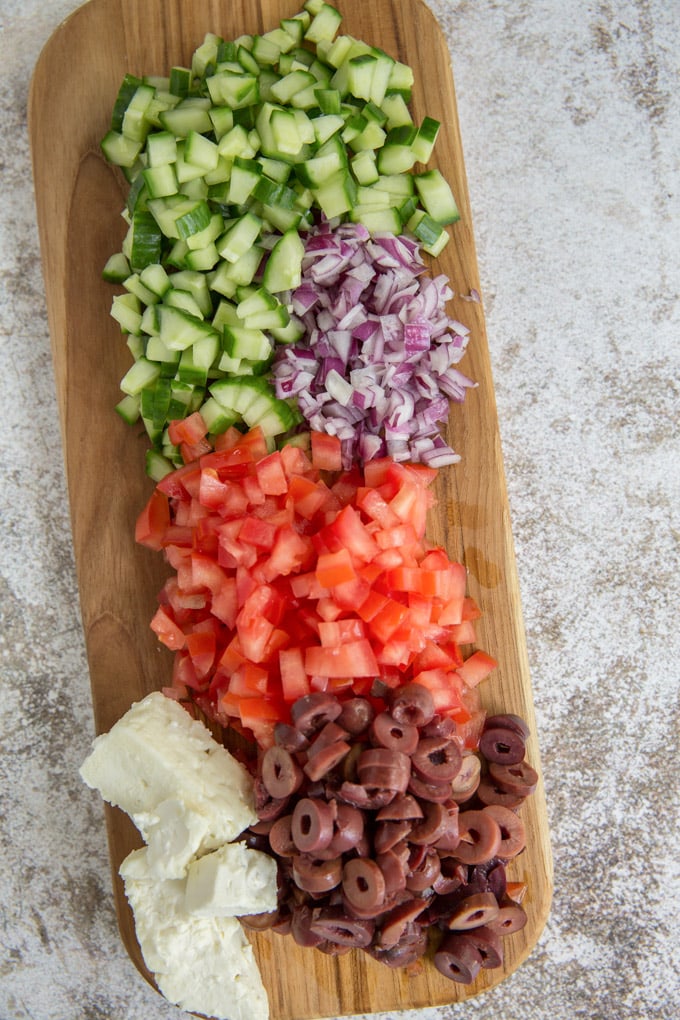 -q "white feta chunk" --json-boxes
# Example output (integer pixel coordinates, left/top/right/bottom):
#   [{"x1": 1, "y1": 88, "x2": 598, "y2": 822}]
[
  {"x1": 185, "y1": 841, "x2": 278, "y2": 918},
  {"x1": 120, "y1": 847, "x2": 269, "y2": 1020},
  {"x1": 79, "y1": 692, "x2": 257, "y2": 868}
]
